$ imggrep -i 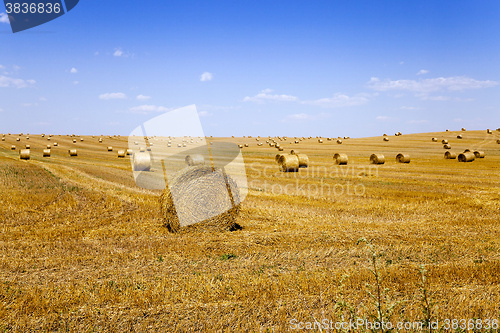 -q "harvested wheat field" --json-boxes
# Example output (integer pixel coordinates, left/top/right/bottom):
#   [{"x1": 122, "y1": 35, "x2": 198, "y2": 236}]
[{"x1": 0, "y1": 129, "x2": 500, "y2": 332}]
